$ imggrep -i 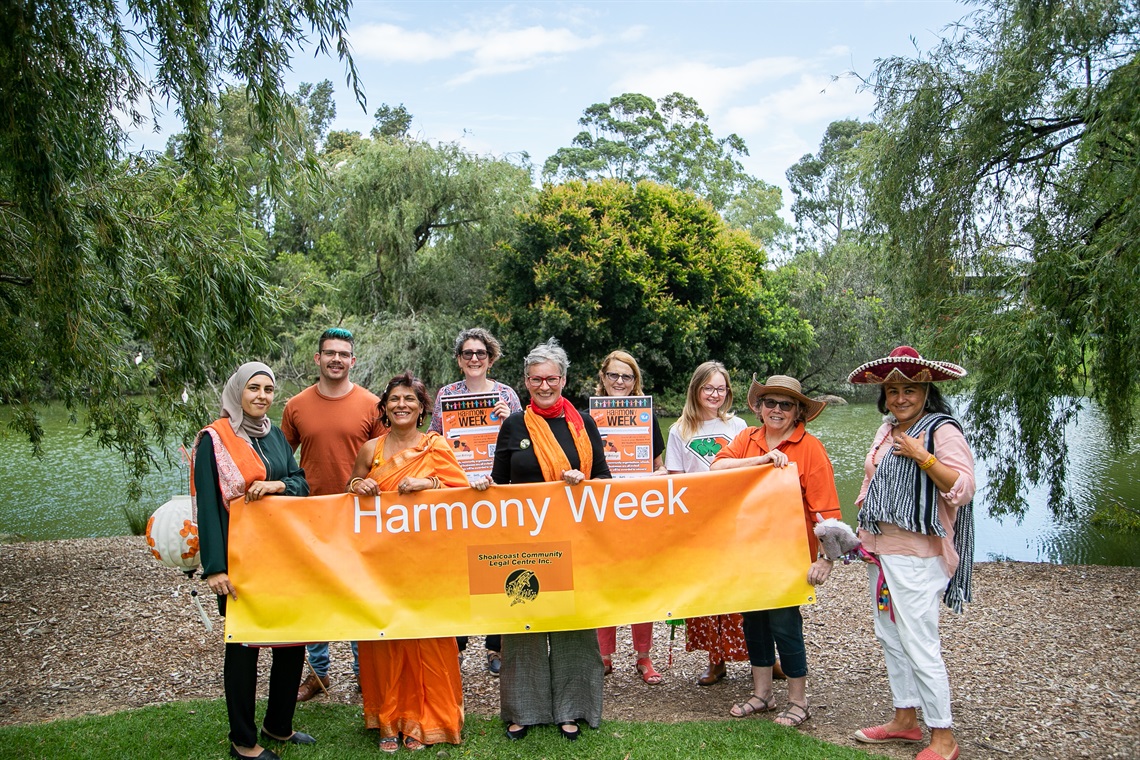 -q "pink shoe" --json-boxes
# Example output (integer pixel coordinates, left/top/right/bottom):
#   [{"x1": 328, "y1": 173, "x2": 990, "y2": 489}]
[
  {"x1": 854, "y1": 724, "x2": 923, "y2": 744},
  {"x1": 916, "y1": 747, "x2": 959, "y2": 760}
]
